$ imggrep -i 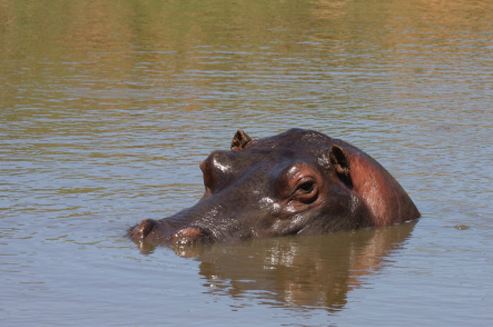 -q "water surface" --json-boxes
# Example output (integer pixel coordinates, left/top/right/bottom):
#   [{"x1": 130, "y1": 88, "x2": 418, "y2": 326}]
[{"x1": 1, "y1": 1, "x2": 492, "y2": 326}]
